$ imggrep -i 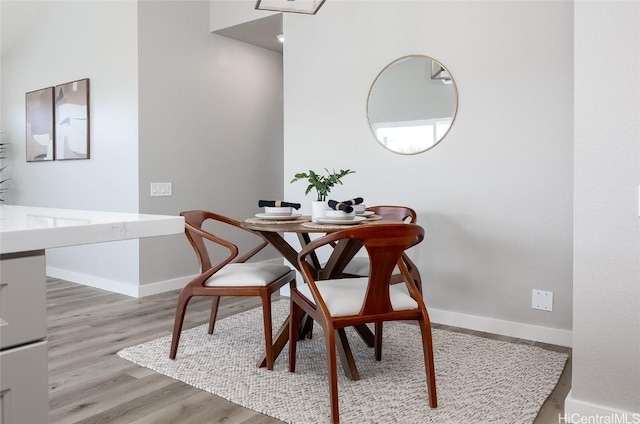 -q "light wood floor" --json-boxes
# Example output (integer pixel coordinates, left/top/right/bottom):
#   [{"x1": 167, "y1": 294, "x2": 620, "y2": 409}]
[{"x1": 47, "y1": 277, "x2": 571, "y2": 424}]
